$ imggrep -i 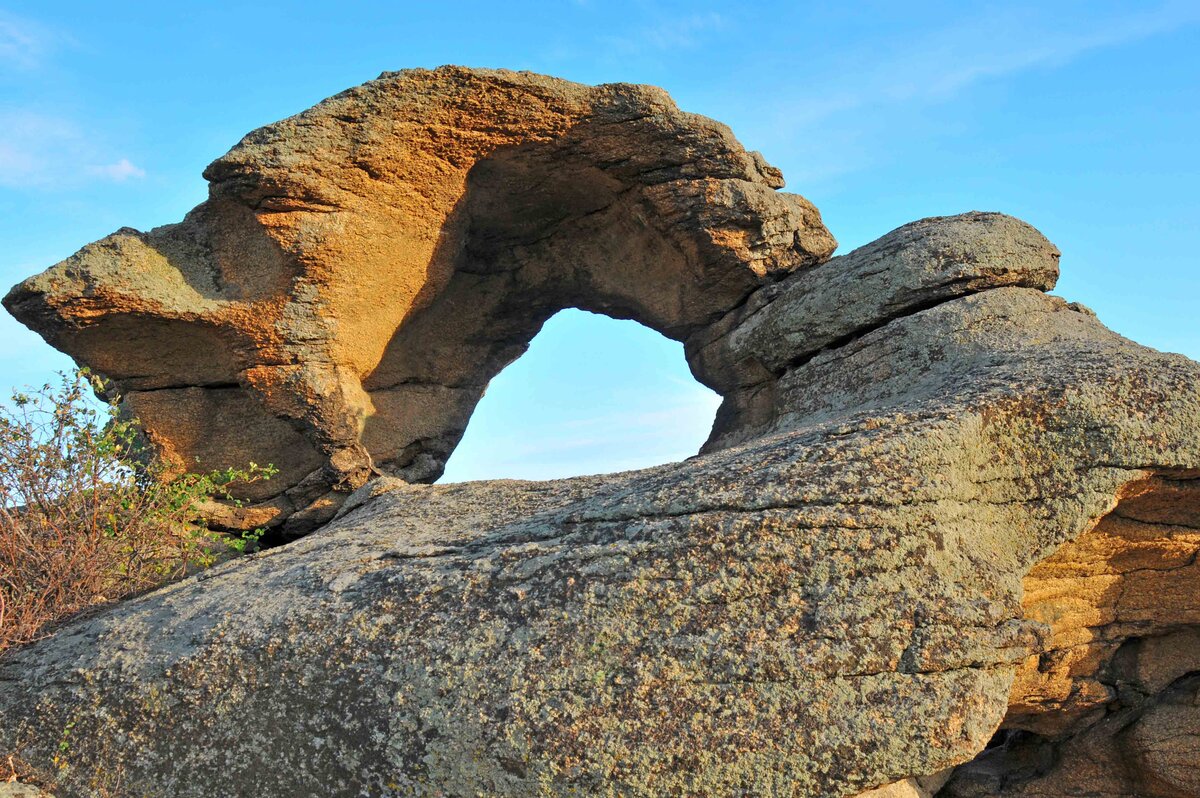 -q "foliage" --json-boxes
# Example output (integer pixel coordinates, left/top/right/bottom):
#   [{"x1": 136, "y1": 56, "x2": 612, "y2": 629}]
[{"x1": 0, "y1": 370, "x2": 274, "y2": 654}]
